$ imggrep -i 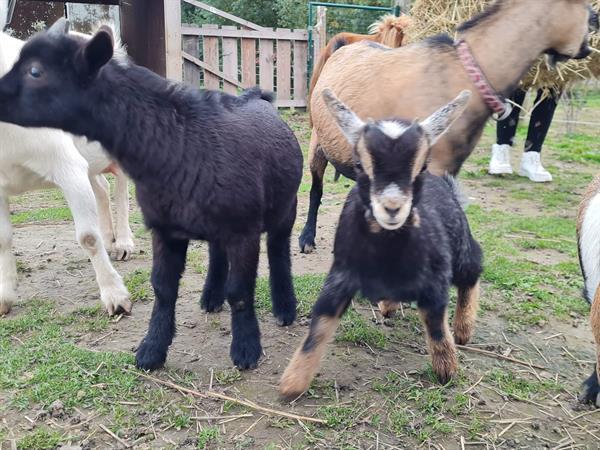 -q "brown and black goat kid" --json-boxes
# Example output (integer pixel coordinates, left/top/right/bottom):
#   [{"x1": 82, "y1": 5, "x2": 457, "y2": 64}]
[
  {"x1": 280, "y1": 89, "x2": 483, "y2": 398},
  {"x1": 0, "y1": 20, "x2": 303, "y2": 371}
]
